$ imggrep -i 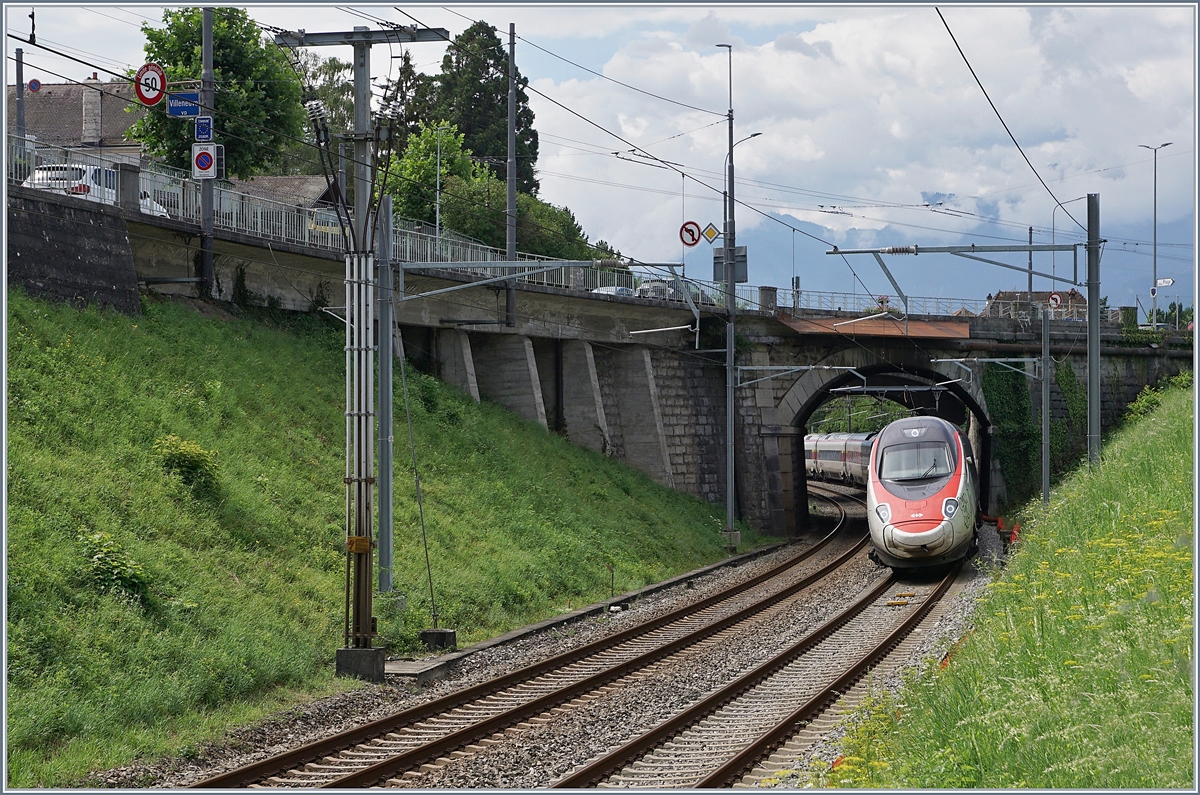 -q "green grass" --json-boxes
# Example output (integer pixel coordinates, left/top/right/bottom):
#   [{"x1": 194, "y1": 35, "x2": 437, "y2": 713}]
[
  {"x1": 784, "y1": 374, "x2": 1193, "y2": 789},
  {"x1": 5, "y1": 288, "x2": 768, "y2": 787}
]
